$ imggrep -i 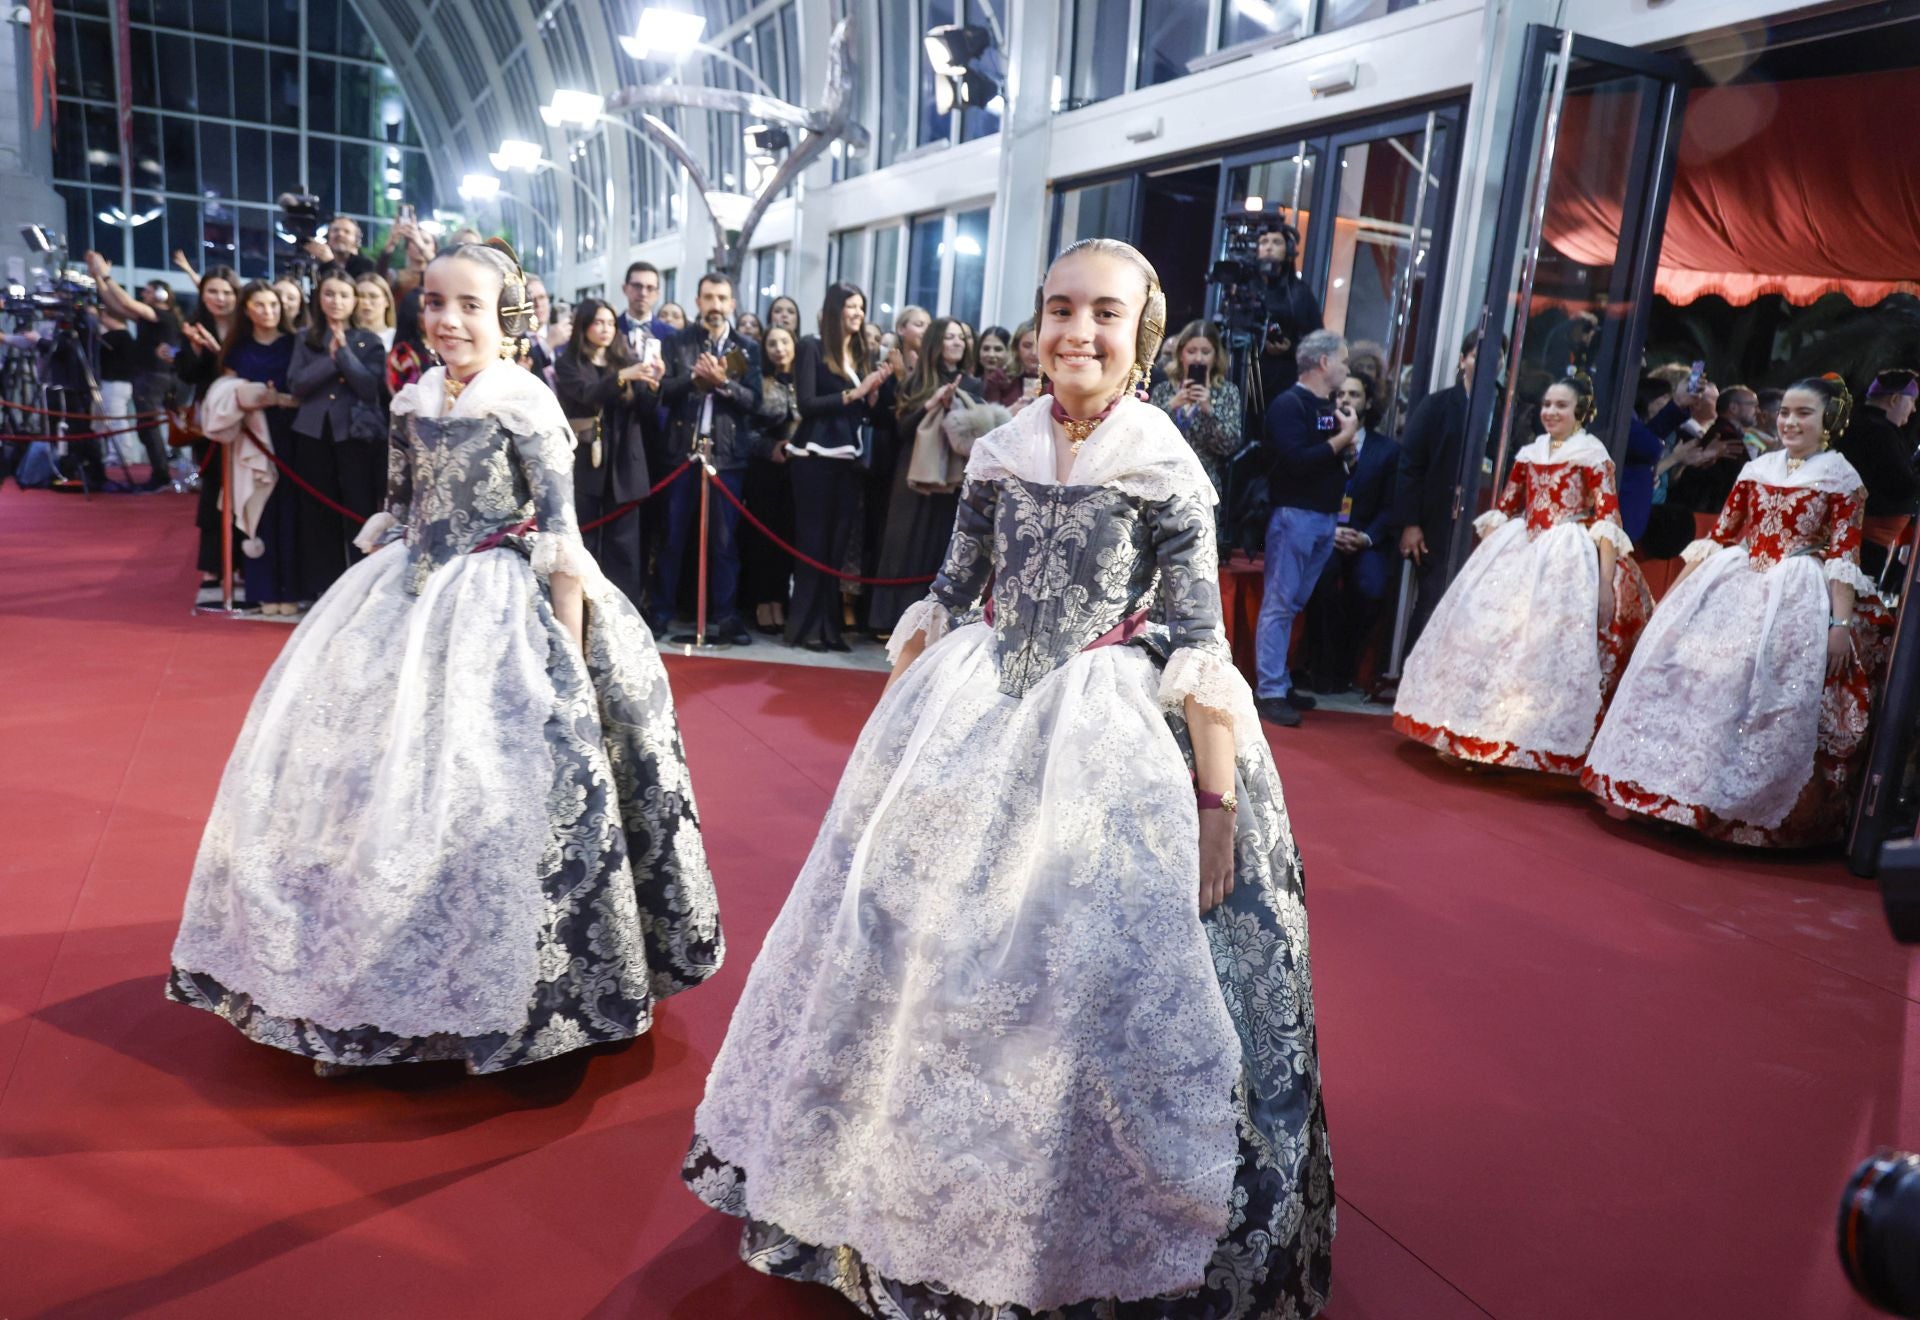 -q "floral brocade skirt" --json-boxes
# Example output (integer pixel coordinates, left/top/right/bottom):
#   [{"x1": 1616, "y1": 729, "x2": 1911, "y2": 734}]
[
  {"x1": 683, "y1": 624, "x2": 1334, "y2": 1317},
  {"x1": 168, "y1": 538, "x2": 722, "y2": 1072}
]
